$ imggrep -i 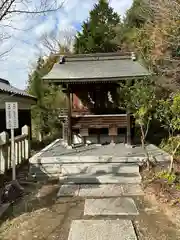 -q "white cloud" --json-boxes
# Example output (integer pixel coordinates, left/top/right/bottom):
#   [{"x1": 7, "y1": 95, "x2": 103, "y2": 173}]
[
  {"x1": 62, "y1": 0, "x2": 97, "y2": 23},
  {"x1": 0, "y1": 0, "x2": 133, "y2": 90},
  {"x1": 34, "y1": 15, "x2": 57, "y2": 37},
  {"x1": 110, "y1": 0, "x2": 133, "y2": 16}
]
